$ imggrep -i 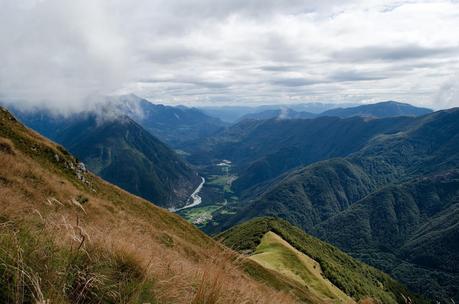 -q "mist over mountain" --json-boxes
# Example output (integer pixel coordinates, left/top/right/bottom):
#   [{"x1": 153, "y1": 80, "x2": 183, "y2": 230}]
[{"x1": 8, "y1": 95, "x2": 226, "y2": 147}]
